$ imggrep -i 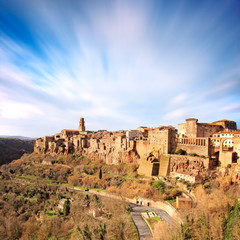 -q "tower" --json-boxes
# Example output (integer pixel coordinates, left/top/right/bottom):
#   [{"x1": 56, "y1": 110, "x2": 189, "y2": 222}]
[{"x1": 79, "y1": 118, "x2": 85, "y2": 132}]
